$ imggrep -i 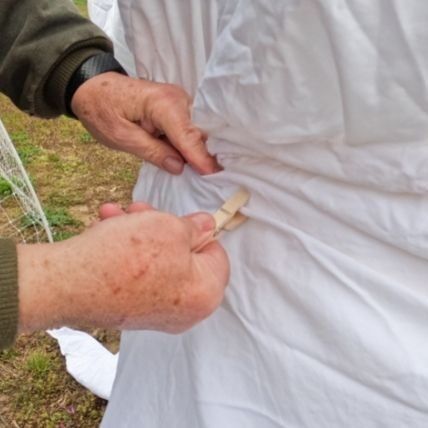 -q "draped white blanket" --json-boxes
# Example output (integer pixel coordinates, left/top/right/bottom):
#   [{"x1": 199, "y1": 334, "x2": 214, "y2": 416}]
[{"x1": 99, "y1": 1, "x2": 428, "y2": 426}]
